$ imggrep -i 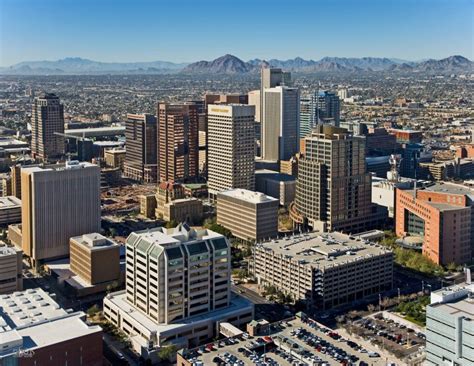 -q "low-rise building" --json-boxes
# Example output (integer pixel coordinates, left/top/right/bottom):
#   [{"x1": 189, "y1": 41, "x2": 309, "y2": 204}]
[
  {"x1": 70, "y1": 233, "x2": 121, "y2": 286},
  {"x1": 163, "y1": 197, "x2": 203, "y2": 224},
  {"x1": 255, "y1": 169, "x2": 296, "y2": 206},
  {"x1": 252, "y1": 231, "x2": 393, "y2": 309},
  {"x1": 217, "y1": 189, "x2": 279, "y2": 241},
  {"x1": 0, "y1": 196, "x2": 21, "y2": 226},
  {"x1": 0, "y1": 288, "x2": 103, "y2": 365},
  {"x1": 104, "y1": 148, "x2": 126, "y2": 169},
  {"x1": 426, "y1": 280, "x2": 474, "y2": 366},
  {"x1": 0, "y1": 244, "x2": 22, "y2": 294}
]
